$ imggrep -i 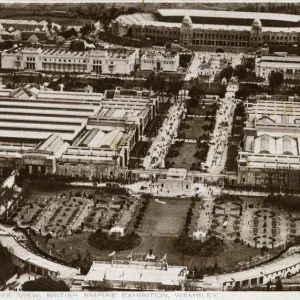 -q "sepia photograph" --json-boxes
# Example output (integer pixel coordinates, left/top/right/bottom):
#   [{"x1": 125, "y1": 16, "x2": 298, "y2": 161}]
[{"x1": 0, "y1": 0, "x2": 299, "y2": 297}]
